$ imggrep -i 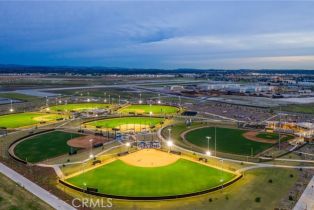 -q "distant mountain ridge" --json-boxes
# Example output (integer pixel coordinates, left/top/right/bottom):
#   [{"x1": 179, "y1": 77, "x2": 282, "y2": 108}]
[{"x1": 0, "y1": 64, "x2": 313, "y2": 75}]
